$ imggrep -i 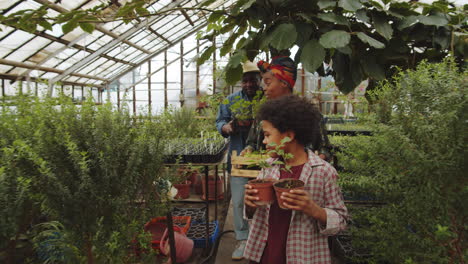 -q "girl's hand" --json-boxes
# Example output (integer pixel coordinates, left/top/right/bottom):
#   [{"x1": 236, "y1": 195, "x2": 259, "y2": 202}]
[
  {"x1": 281, "y1": 189, "x2": 326, "y2": 223},
  {"x1": 244, "y1": 184, "x2": 259, "y2": 208}
]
